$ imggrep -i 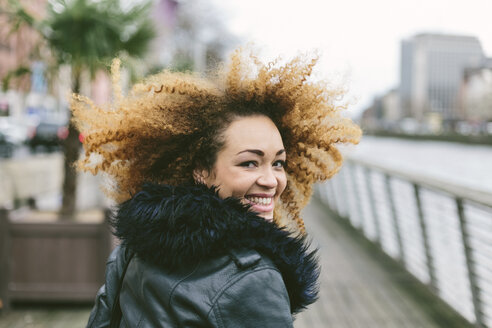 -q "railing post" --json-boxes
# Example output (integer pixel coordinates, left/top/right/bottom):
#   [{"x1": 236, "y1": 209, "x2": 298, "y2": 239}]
[
  {"x1": 0, "y1": 208, "x2": 11, "y2": 313},
  {"x1": 329, "y1": 176, "x2": 341, "y2": 216},
  {"x1": 327, "y1": 180, "x2": 338, "y2": 214},
  {"x1": 385, "y1": 175, "x2": 405, "y2": 265},
  {"x1": 332, "y1": 174, "x2": 346, "y2": 217},
  {"x1": 348, "y1": 162, "x2": 365, "y2": 231},
  {"x1": 456, "y1": 198, "x2": 485, "y2": 327},
  {"x1": 413, "y1": 184, "x2": 437, "y2": 292},
  {"x1": 338, "y1": 168, "x2": 351, "y2": 219},
  {"x1": 364, "y1": 166, "x2": 382, "y2": 246}
]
